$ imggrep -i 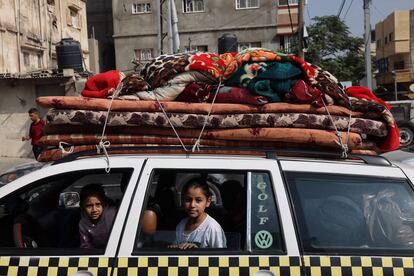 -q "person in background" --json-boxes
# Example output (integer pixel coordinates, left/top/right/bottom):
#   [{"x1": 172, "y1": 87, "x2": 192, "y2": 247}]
[
  {"x1": 21, "y1": 108, "x2": 45, "y2": 159},
  {"x1": 79, "y1": 184, "x2": 116, "y2": 249}
]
